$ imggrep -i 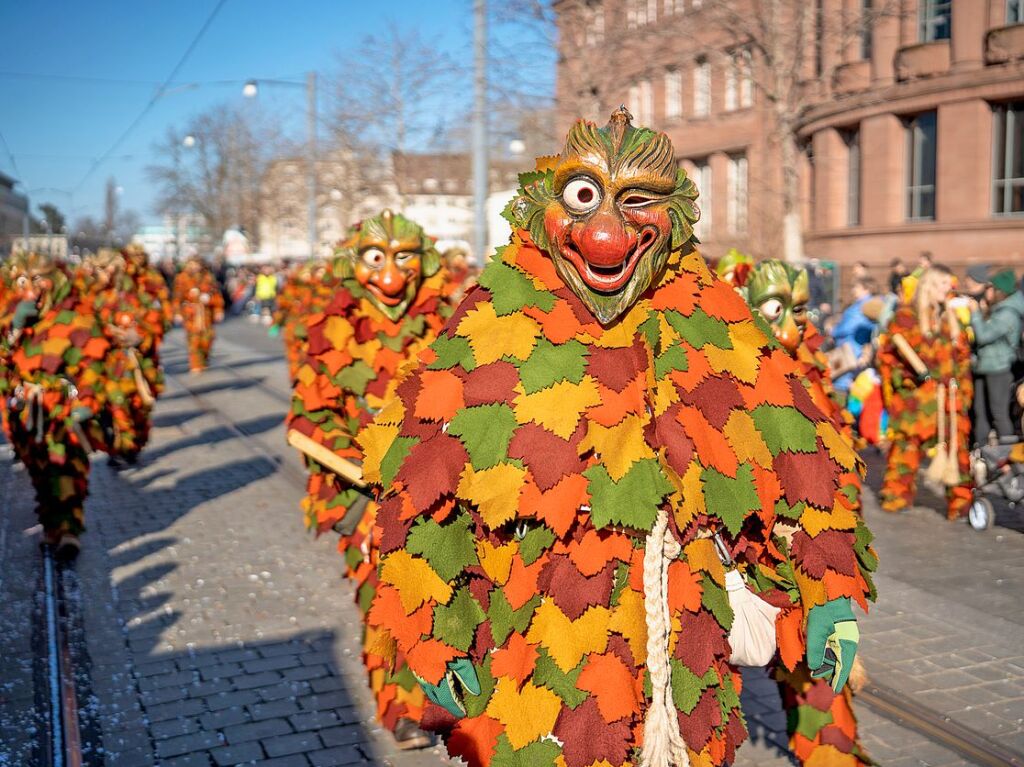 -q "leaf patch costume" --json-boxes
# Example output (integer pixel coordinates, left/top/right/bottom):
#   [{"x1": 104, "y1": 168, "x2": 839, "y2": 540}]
[
  {"x1": 287, "y1": 210, "x2": 453, "y2": 739},
  {"x1": 0, "y1": 253, "x2": 109, "y2": 550},
  {"x1": 172, "y1": 258, "x2": 224, "y2": 372},
  {"x1": 740, "y1": 259, "x2": 870, "y2": 766},
  {"x1": 361, "y1": 111, "x2": 876, "y2": 767},
  {"x1": 877, "y1": 269, "x2": 972, "y2": 519},
  {"x1": 275, "y1": 260, "x2": 338, "y2": 381}
]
